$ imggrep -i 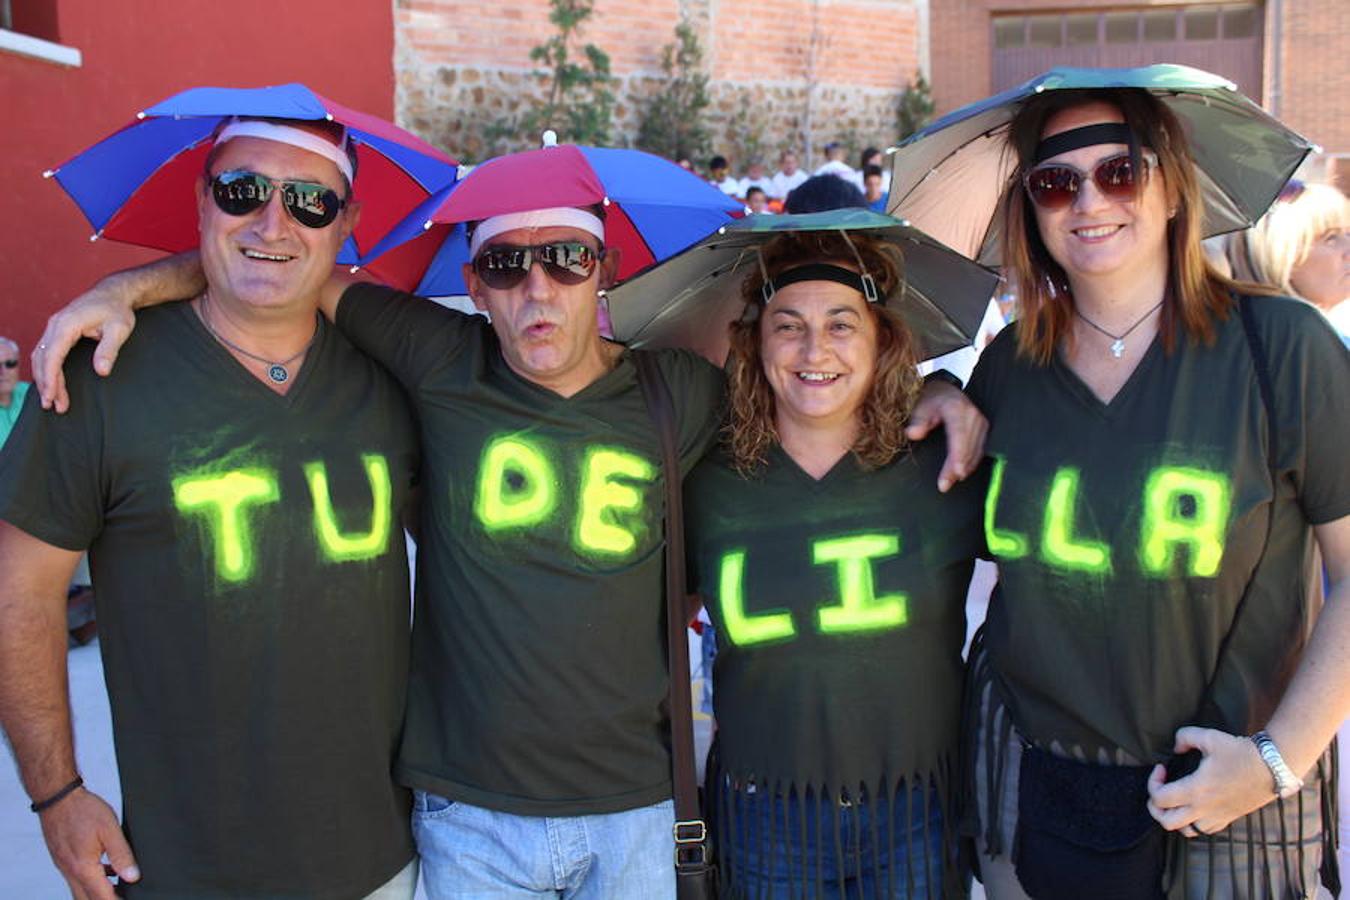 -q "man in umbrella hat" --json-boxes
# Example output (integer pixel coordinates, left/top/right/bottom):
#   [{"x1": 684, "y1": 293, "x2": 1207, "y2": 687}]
[
  {"x1": 29, "y1": 181, "x2": 986, "y2": 898},
  {"x1": 0, "y1": 117, "x2": 421, "y2": 899}
]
